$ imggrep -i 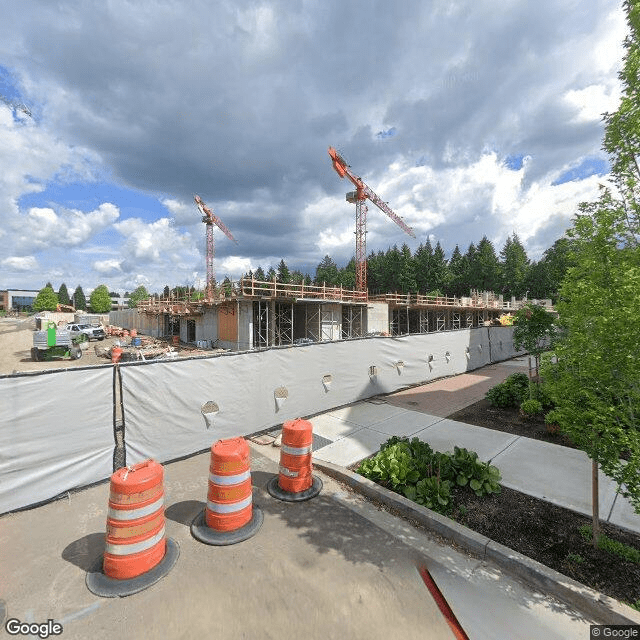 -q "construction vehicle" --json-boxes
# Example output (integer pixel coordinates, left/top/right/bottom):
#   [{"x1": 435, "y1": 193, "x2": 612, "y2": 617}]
[{"x1": 31, "y1": 322, "x2": 84, "y2": 361}]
